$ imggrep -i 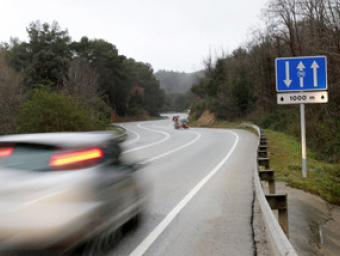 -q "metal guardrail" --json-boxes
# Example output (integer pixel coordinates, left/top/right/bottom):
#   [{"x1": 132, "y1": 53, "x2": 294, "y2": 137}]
[{"x1": 241, "y1": 123, "x2": 298, "y2": 256}]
